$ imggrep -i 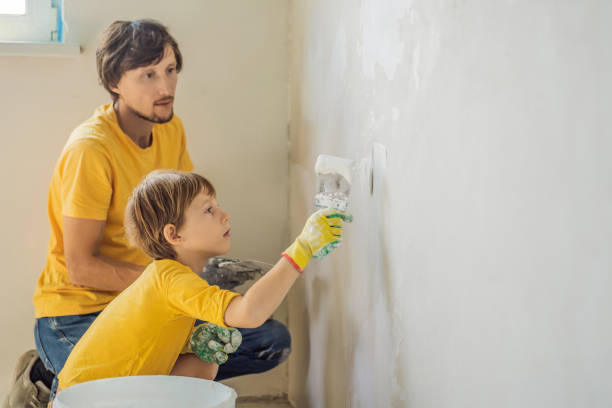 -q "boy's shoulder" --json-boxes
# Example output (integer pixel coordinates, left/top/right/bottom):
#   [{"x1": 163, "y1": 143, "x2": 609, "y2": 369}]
[
  {"x1": 149, "y1": 259, "x2": 193, "y2": 277},
  {"x1": 147, "y1": 259, "x2": 208, "y2": 293}
]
